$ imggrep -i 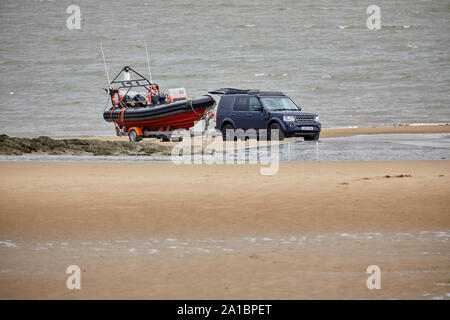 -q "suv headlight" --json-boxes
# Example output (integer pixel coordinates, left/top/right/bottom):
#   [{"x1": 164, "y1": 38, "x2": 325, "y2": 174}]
[
  {"x1": 314, "y1": 115, "x2": 319, "y2": 121},
  {"x1": 283, "y1": 116, "x2": 296, "y2": 122}
]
